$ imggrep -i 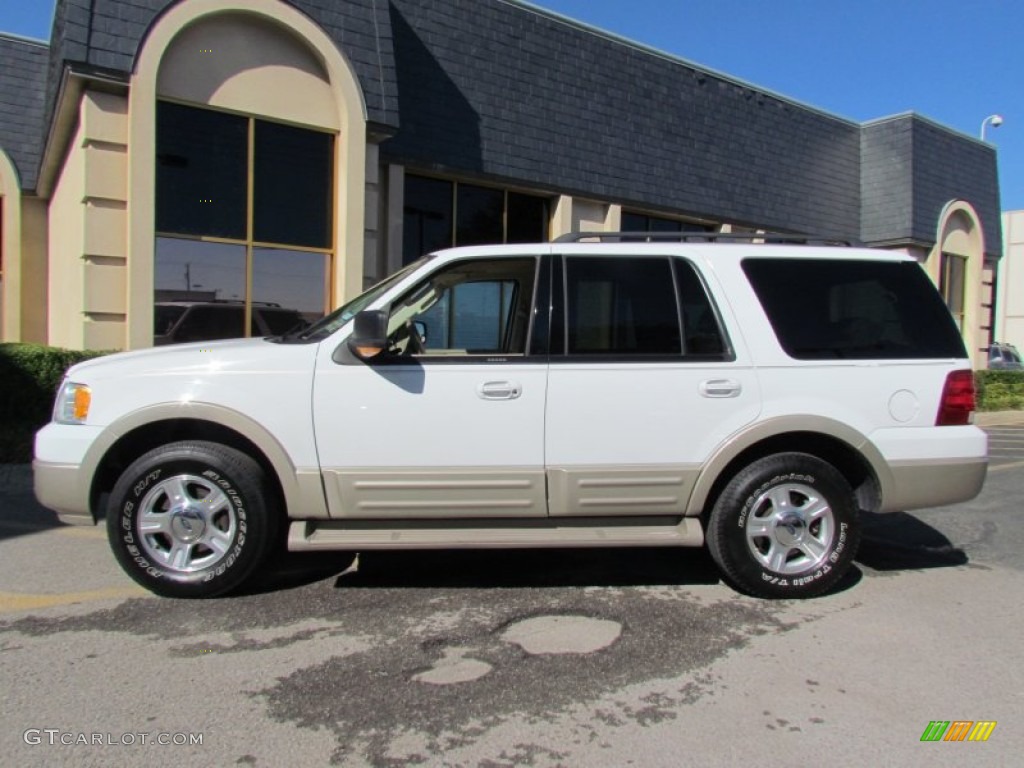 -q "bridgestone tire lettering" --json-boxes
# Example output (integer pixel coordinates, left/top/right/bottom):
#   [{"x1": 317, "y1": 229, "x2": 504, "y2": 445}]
[
  {"x1": 106, "y1": 441, "x2": 278, "y2": 599},
  {"x1": 706, "y1": 453, "x2": 862, "y2": 599}
]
